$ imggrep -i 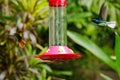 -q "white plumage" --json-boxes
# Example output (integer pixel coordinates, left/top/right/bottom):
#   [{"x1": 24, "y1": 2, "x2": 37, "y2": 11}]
[{"x1": 98, "y1": 21, "x2": 116, "y2": 28}]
